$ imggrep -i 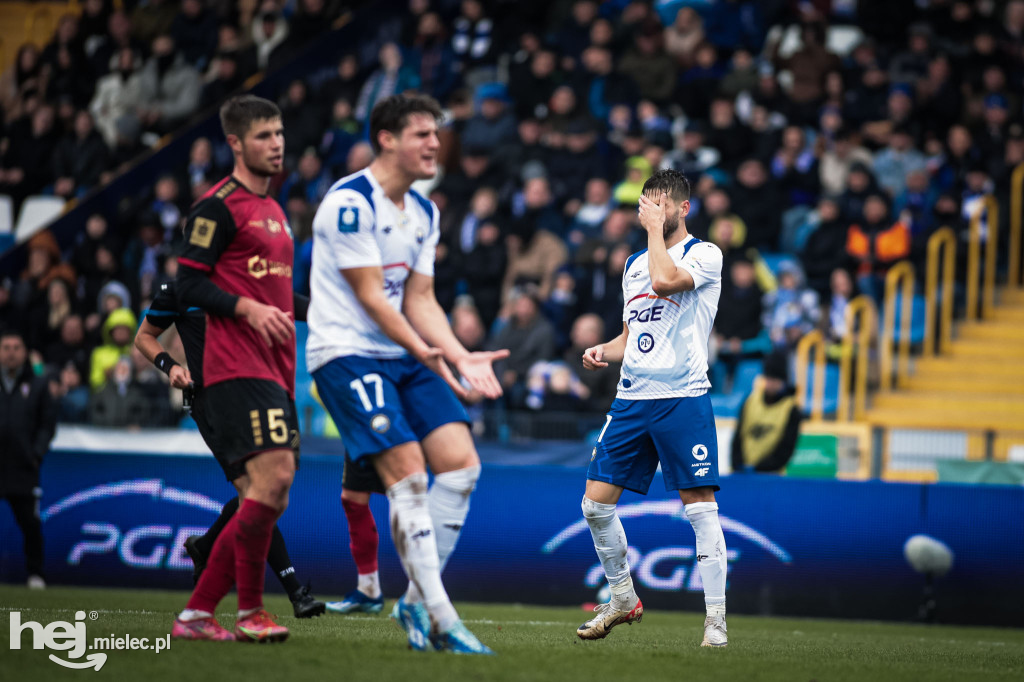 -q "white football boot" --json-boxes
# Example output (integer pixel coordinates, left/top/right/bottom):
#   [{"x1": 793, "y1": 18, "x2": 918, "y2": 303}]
[
  {"x1": 701, "y1": 614, "x2": 728, "y2": 647},
  {"x1": 576, "y1": 598, "x2": 644, "y2": 640}
]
